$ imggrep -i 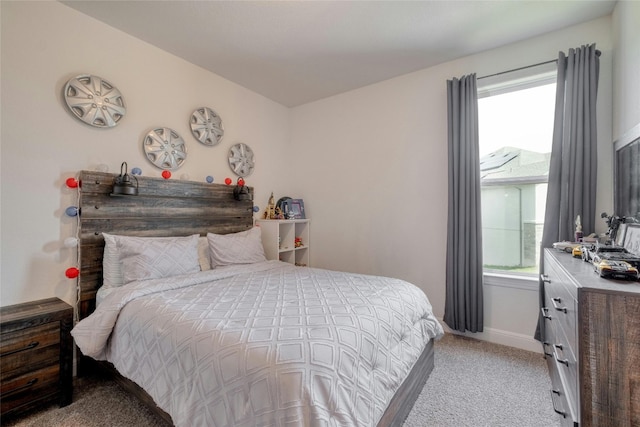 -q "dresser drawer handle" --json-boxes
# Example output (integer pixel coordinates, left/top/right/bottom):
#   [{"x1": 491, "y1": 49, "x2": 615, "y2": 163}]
[
  {"x1": 553, "y1": 344, "x2": 570, "y2": 366},
  {"x1": 541, "y1": 307, "x2": 552, "y2": 320},
  {"x1": 0, "y1": 340, "x2": 39, "y2": 357},
  {"x1": 540, "y1": 274, "x2": 551, "y2": 283},
  {"x1": 542, "y1": 341, "x2": 553, "y2": 358},
  {"x1": 3, "y1": 378, "x2": 38, "y2": 396},
  {"x1": 551, "y1": 297, "x2": 568, "y2": 313},
  {"x1": 550, "y1": 389, "x2": 567, "y2": 418}
]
